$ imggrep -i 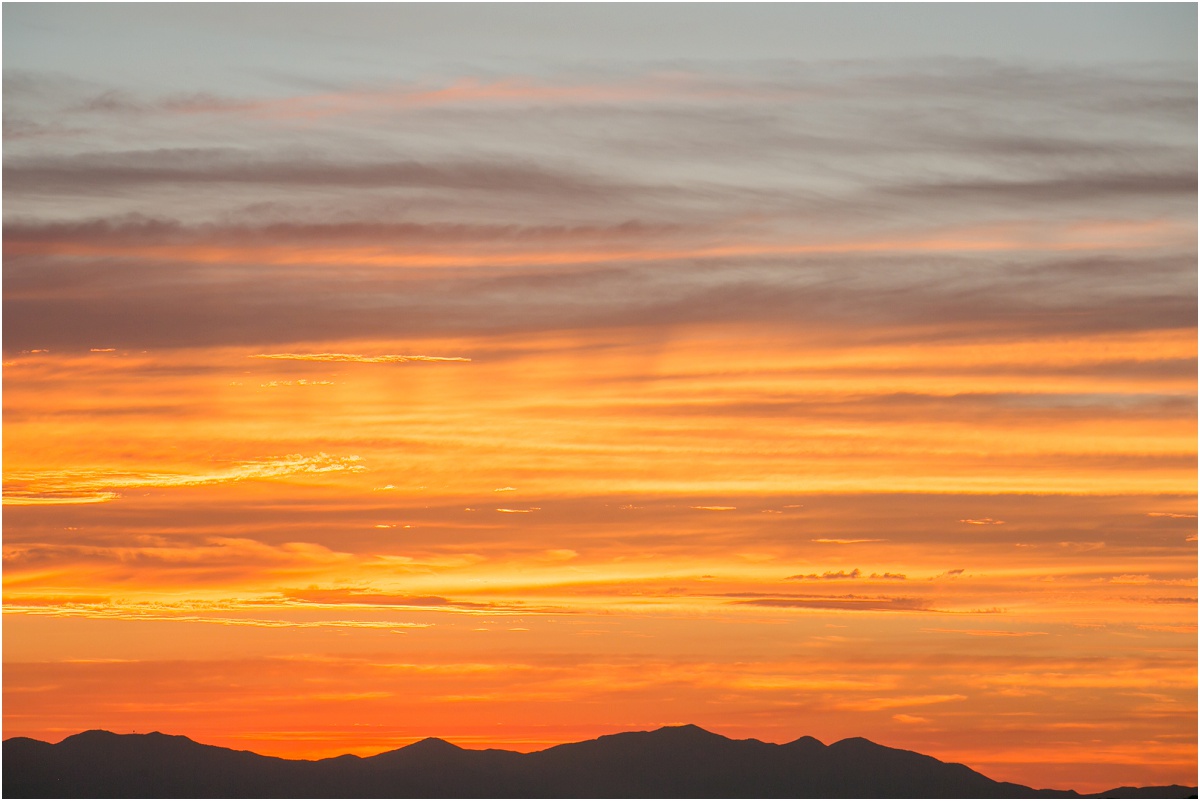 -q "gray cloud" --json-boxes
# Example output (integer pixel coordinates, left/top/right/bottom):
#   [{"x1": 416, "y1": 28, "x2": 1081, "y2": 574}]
[
  {"x1": 4, "y1": 235, "x2": 1195, "y2": 353},
  {"x1": 3, "y1": 150, "x2": 630, "y2": 198},
  {"x1": 885, "y1": 171, "x2": 1197, "y2": 204}
]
